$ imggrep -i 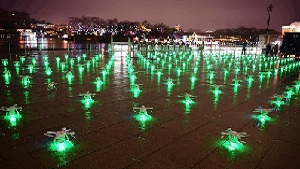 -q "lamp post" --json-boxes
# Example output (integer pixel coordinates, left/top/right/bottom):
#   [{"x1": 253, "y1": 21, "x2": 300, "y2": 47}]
[{"x1": 266, "y1": 4, "x2": 273, "y2": 36}]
